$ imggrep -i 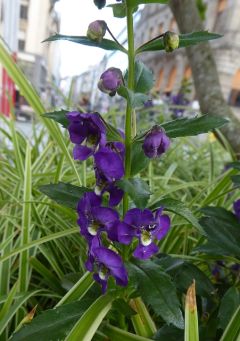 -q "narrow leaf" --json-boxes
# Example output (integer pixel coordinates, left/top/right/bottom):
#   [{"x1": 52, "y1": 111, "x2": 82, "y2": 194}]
[
  {"x1": 42, "y1": 109, "x2": 68, "y2": 128},
  {"x1": 102, "y1": 324, "x2": 153, "y2": 341},
  {"x1": 43, "y1": 34, "x2": 127, "y2": 53},
  {"x1": 220, "y1": 305, "x2": 240, "y2": 341},
  {"x1": 184, "y1": 281, "x2": 199, "y2": 341},
  {"x1": 39, "y1": 182, "x2": 91, "y2": 209},
  {"x1": 218, "y1": 287, "x2": 240, "y2": 330}
]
